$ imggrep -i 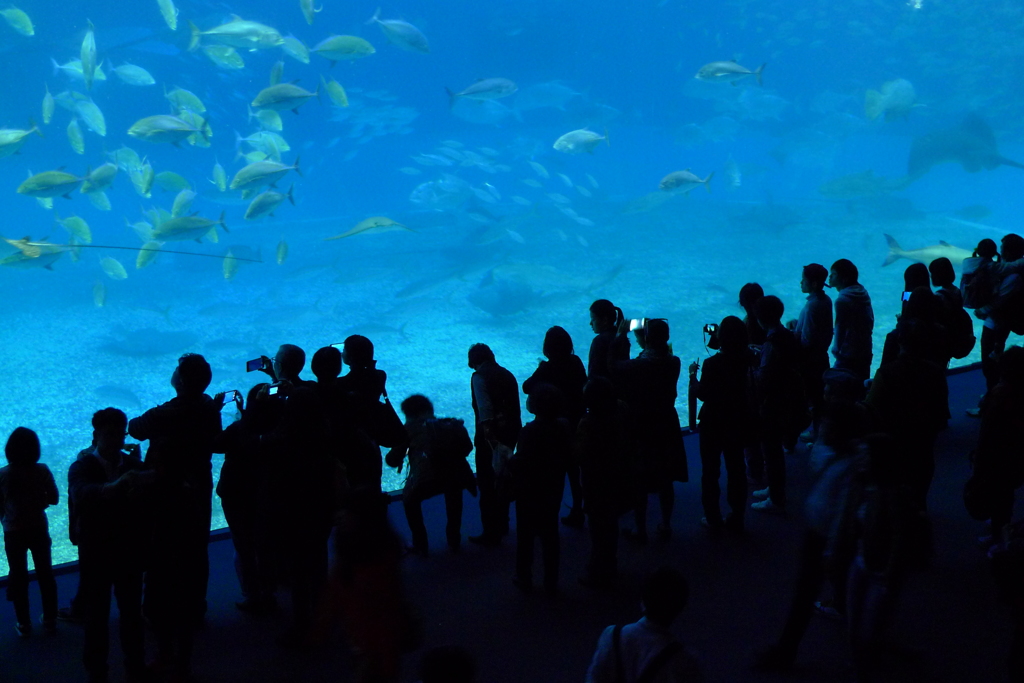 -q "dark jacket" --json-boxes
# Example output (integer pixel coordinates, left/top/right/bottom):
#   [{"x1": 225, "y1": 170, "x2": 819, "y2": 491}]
[
  {"x1": 522, "y1": 354, "x2": 588, "y2": 425},
  {"x1": 511, "y1": 416, "x2": 572, "y2": 506},
  {"x1": 68, "y1": 448, "x2": 147, "y2": 553},
  {"x1": 693, "y1": 348, "x2": 754, "y2": 435},
  {"x1": 576, "y1": 401, "x2": 632, "y2": 514},
  {"x1": 0, "y1": 463, "x2": 58, "y2": 534},
  {"x1": 128, "y1": 394, "x2": 222, "y2": 491},
  {"x1": 755, "y1": 325, "x2": 804, "y2": 418},
  {"x1": 471, "y1": 359, "x2": 522, "y2": 448},
  {"x1": 832, "y1": 283, "x2": 874, "y2": 369},
  {"x1": 588, "y1": 330, "x2": 628, "y2": 381}
]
